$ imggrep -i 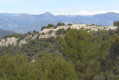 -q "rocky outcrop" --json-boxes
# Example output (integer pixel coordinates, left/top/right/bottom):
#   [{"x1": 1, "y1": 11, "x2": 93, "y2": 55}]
[
  {"x1": 0, "y1": 37, "x2": 18, "y2": 47},
  {"x1": 0, "y1": 24, "x2": 99, "y2": 47},
  {"x1": 0, "y1": 34, "x2": 39, "y2": 47},
  {"x1": 19, "y1": 39, "x2": 28, "y2": 47},
  {"x1": 39, "y1": 26, "x2": 69, "y2": 39},
  {"x1": 0, "y1": 23, "x2": 117, "y2": 47},
  {"x1": 0, "y1": 25, "x2": 80, "y2": 47},
  {"x1": 32, "y1": 34, "x2": 38, "y2": 40}
]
